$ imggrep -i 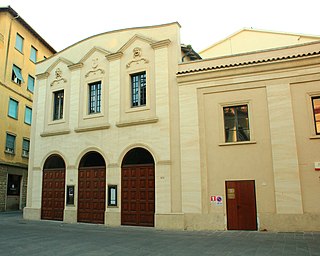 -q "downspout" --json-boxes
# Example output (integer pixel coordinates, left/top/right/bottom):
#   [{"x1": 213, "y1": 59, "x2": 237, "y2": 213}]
[{"x1": 3, "y1": 12, "x2": 20, "y2": 84}]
